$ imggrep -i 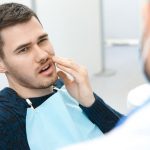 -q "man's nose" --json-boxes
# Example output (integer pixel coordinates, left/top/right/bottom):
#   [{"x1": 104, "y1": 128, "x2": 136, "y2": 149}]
[{"x1": 34, "y1": 45, "x2": 49, "y2": 64}]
